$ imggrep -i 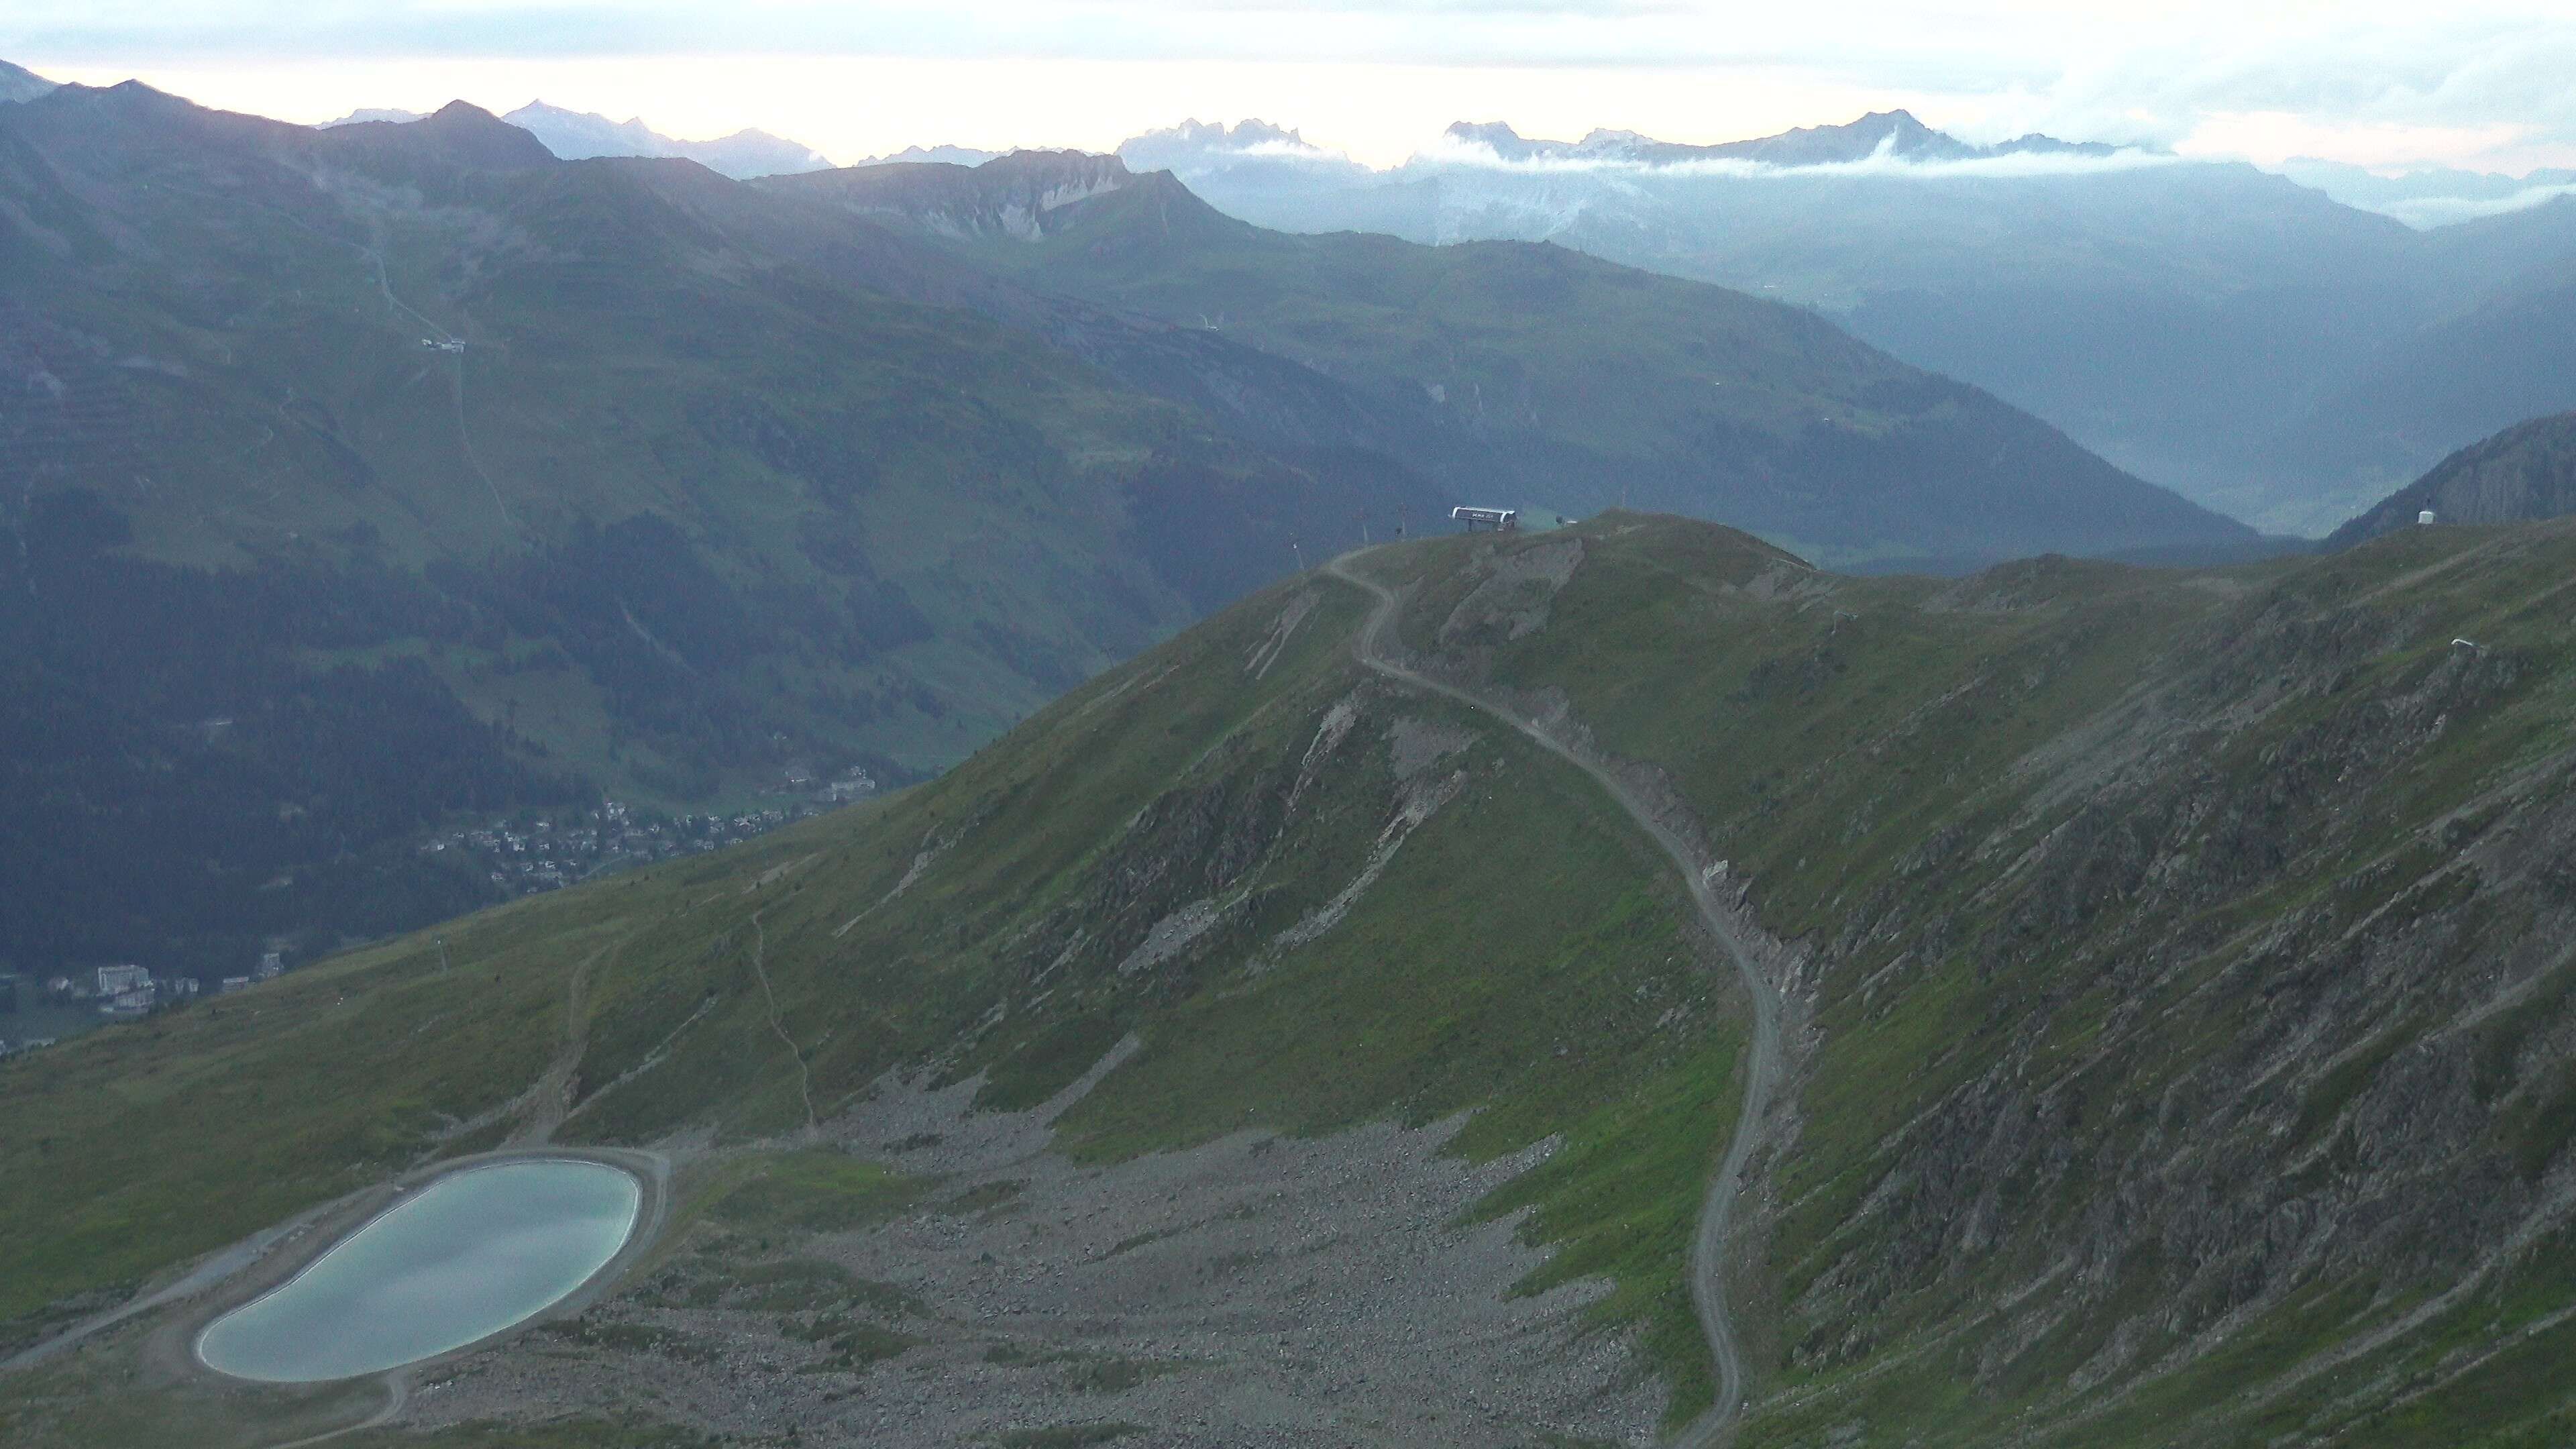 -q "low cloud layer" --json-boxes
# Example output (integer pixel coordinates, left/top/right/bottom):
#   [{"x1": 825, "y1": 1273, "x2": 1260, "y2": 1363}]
[
  {"x1": 2377, "y1": 180, "x2": 2576, "y2": 228},
  {"x1": 1410, "y1": 130, "x2": 2185, "y2": 180}
]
